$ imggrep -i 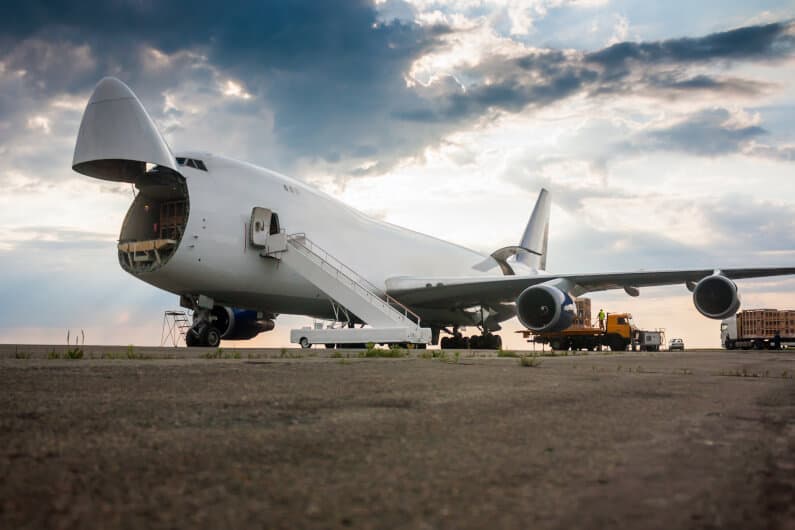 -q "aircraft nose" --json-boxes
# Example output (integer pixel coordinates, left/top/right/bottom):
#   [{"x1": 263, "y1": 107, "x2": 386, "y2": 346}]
[
  {"x1": 72, "y1": 76, "x2": 177, "y2": 181},
  {"x1": 88, "y1": 77, "x2": 137, "y2": 104}
]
